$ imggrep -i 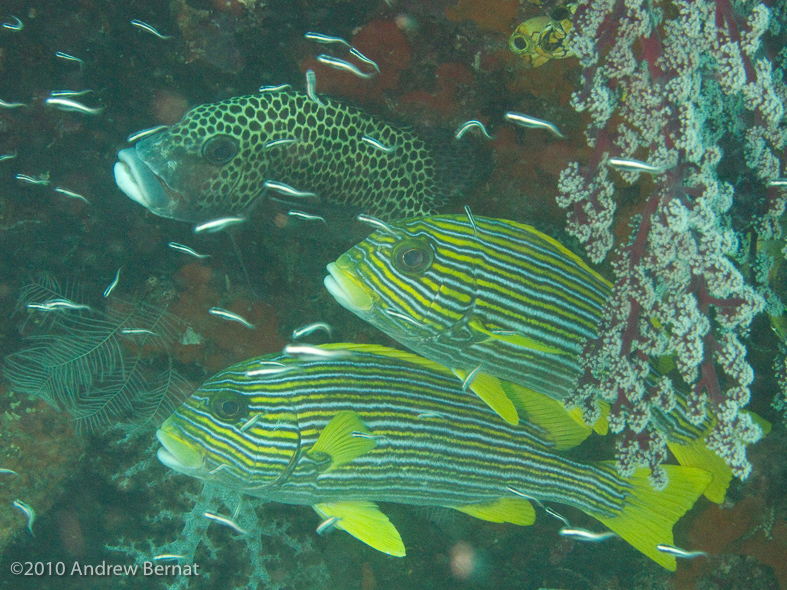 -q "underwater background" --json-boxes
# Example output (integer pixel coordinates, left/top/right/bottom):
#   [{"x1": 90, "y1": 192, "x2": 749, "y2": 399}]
[{"x1": 0, "y1": 0, "x2": 785, "y2": 589}]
